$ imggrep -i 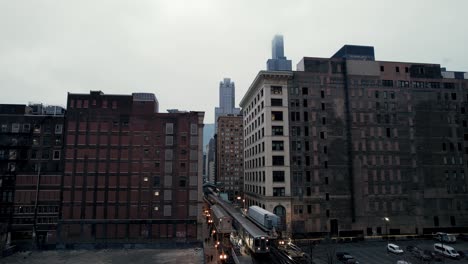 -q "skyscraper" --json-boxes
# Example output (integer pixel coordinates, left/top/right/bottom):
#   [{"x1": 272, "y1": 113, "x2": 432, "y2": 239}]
[
  {"x1": 214, "y1": 78, "x2": 241, "y2": 129},
  {"x1": 216, "y1": 115, "x2": 244, "y2": 200},
  {"x1": 267, "y1": 35, "x2": 292, "y2": 71}
]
